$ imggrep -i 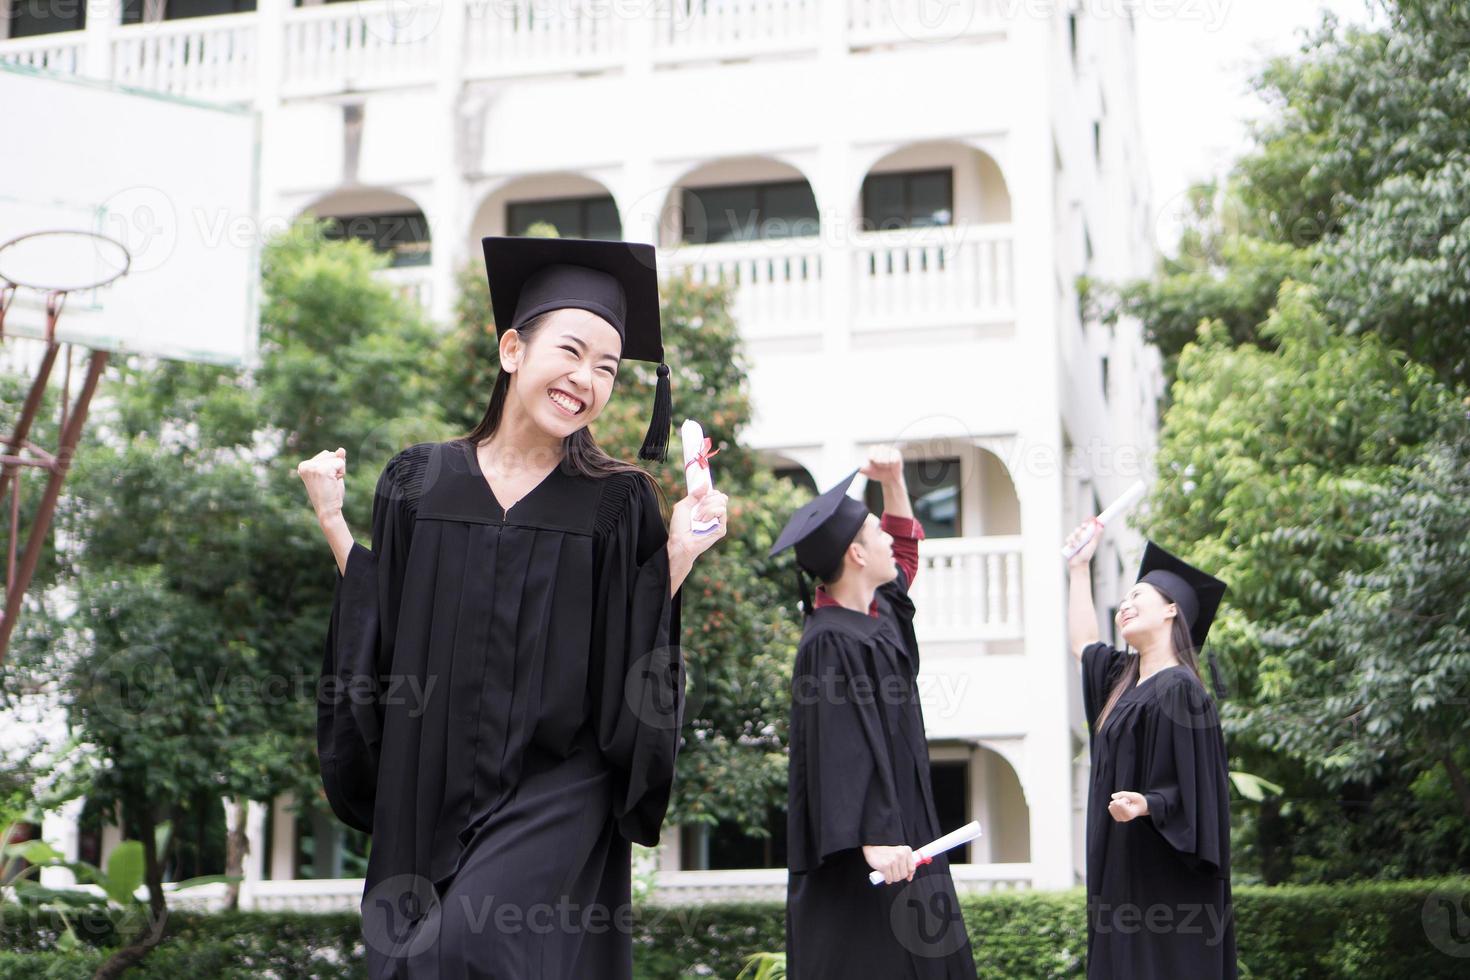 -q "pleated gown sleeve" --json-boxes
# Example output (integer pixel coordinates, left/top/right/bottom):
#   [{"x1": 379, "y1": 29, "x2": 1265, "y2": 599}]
[
  {"x1": 316, "y1": 445, "x2": 426, "y2": 834},
  {"x1": 1082, "y1": 640, "x2": 1127, "y2": 733},
  {"x1": 788, "y1": 631, "x2": 906, "y2": 873},
  {"x1": 1140, "y1": 675, "x2": 1229, "y2": 875},
  {"x1": 589, "y1": 472, "x2": 685, "y2": 847}
]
